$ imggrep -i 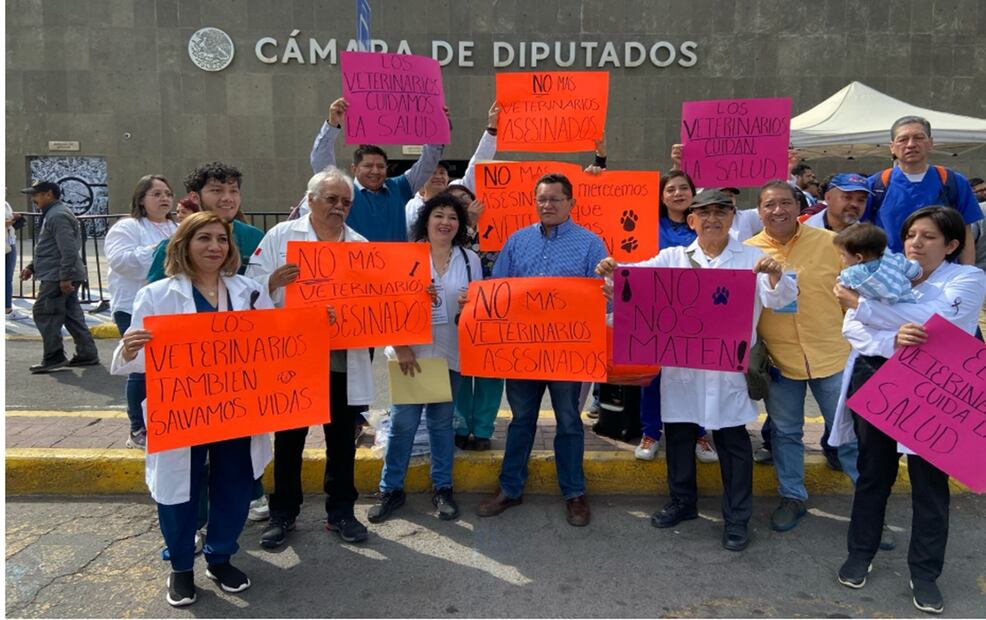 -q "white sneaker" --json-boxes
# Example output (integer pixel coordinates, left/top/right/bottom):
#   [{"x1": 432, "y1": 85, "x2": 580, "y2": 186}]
[
  {"x1": 695, "y1": 436, "x2": 719, "y2": 463},
  {"x1": 6, "y1": 310, "x2": 29, "y2": 321},
  {"x1": 248, "y1": 496, "x2": 270, "y2": 522},
  {"x1": 634, "y1": 436, "x2": 659, "y2": 461}
]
